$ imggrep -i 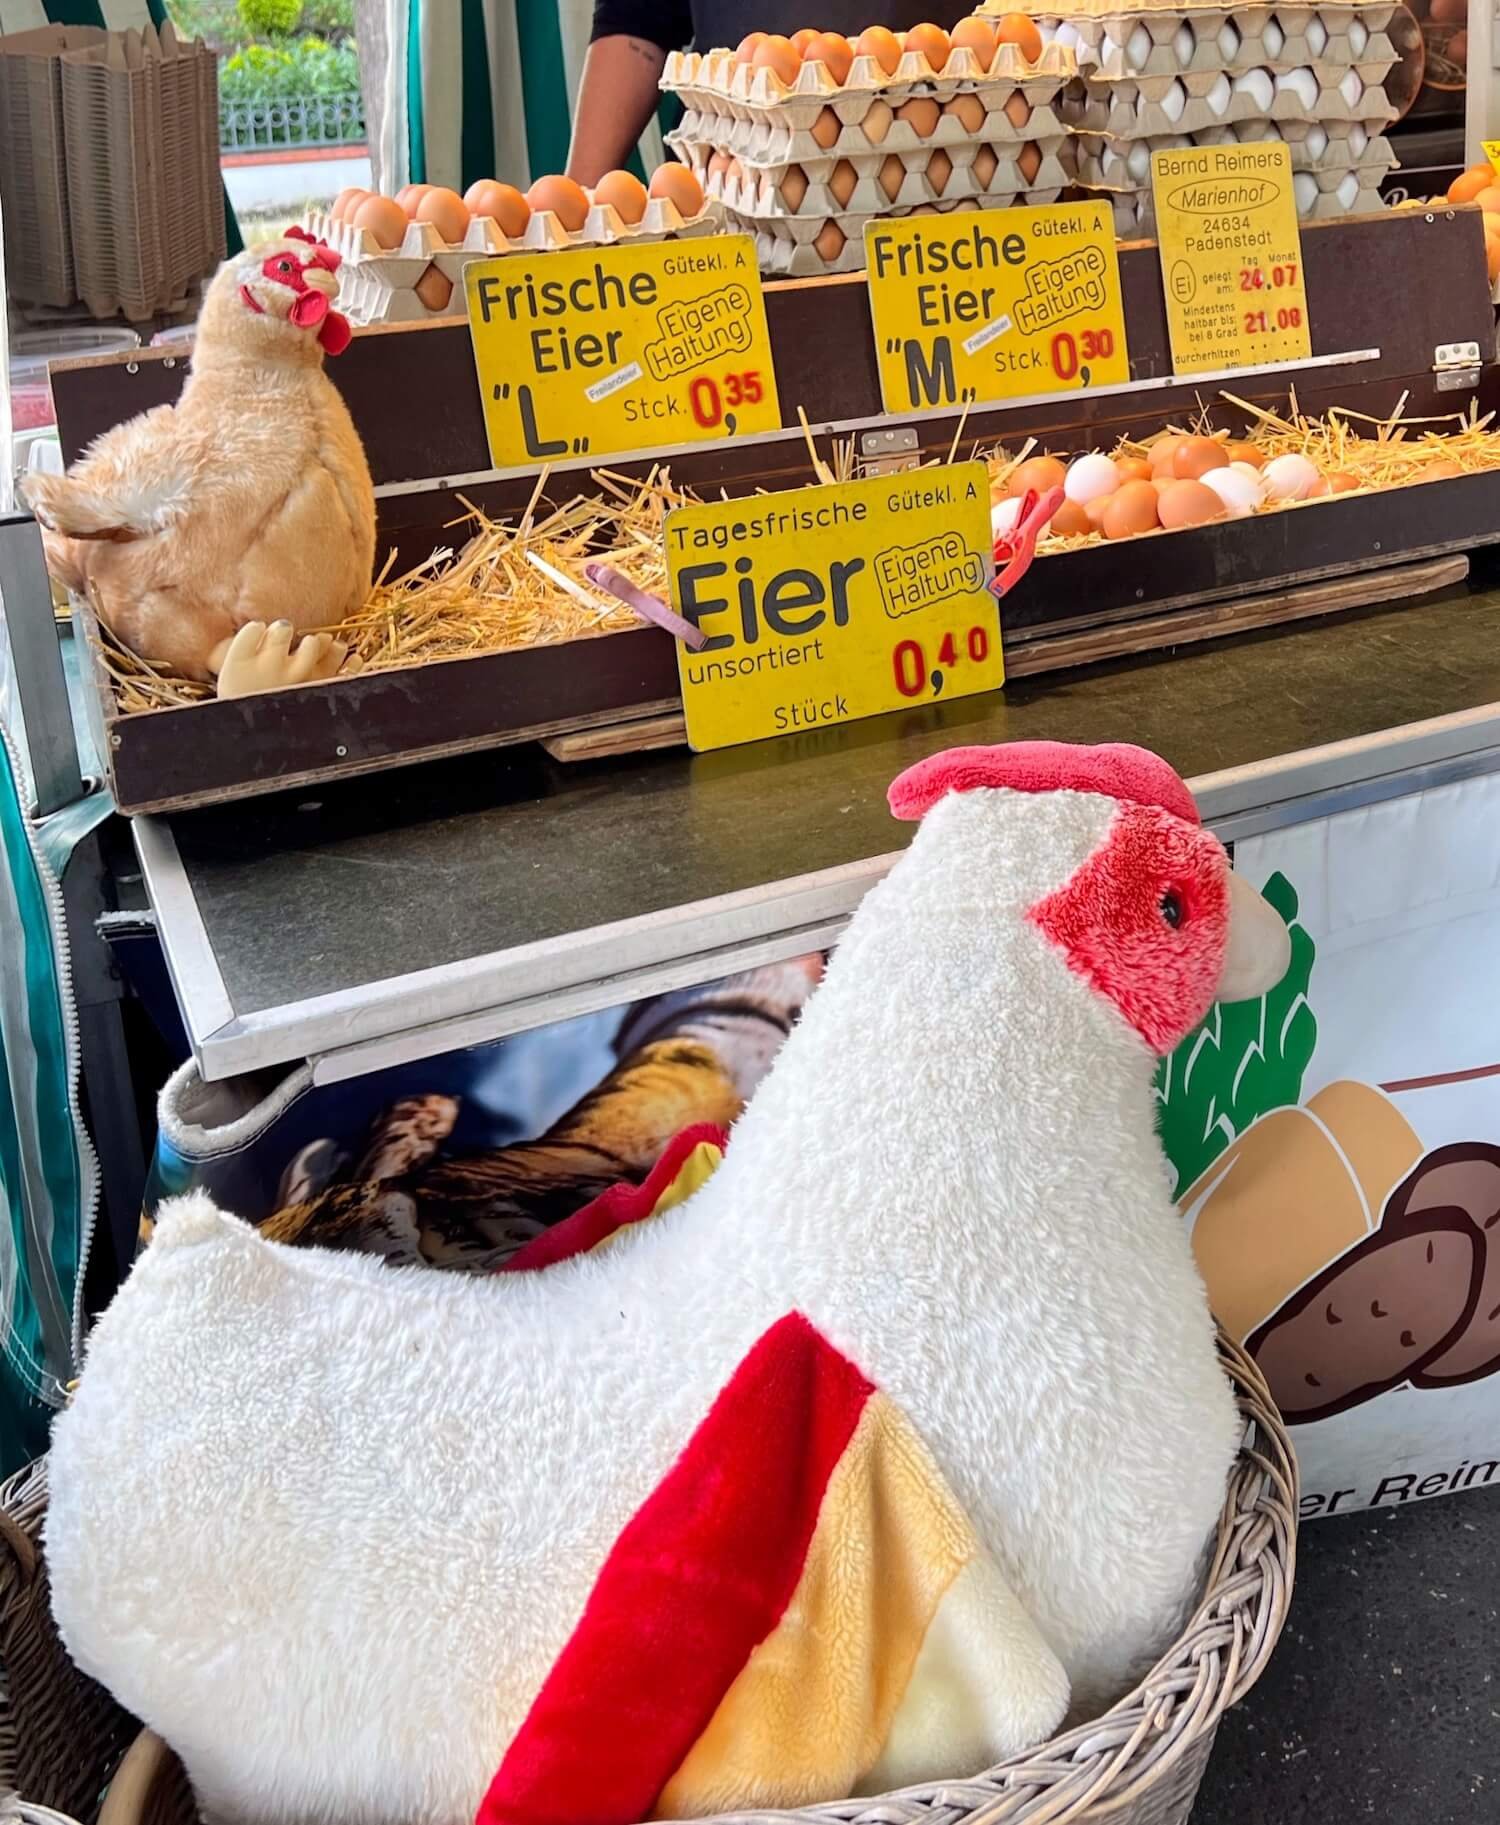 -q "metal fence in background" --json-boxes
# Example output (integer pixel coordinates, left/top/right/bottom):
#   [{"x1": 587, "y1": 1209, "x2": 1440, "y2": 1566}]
[{"x1": 219, "y1": 92, "x2": 366, "y2": 152}]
